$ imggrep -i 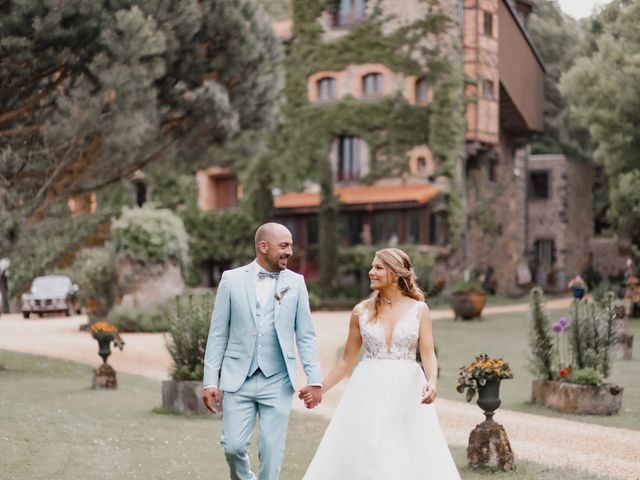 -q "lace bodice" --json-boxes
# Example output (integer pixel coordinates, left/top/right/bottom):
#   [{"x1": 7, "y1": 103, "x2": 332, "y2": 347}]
[{"x1": 359, "y1": 301, "x2": 424, "y2": 360}]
